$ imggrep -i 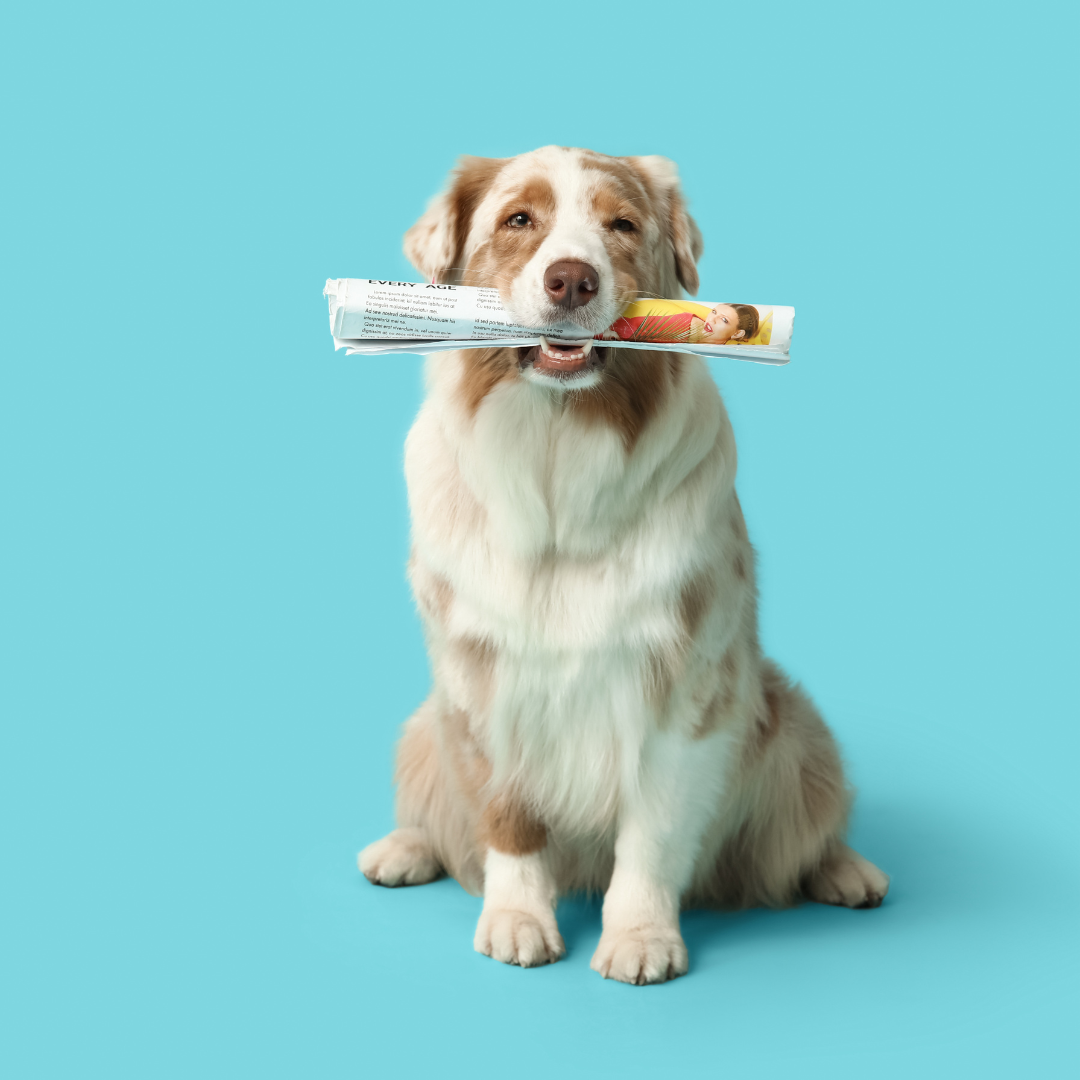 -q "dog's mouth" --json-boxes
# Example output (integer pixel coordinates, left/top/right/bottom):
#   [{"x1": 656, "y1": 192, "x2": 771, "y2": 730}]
[{"x1": 519, "y1": 337, "x2": 607, "y2": 382}]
